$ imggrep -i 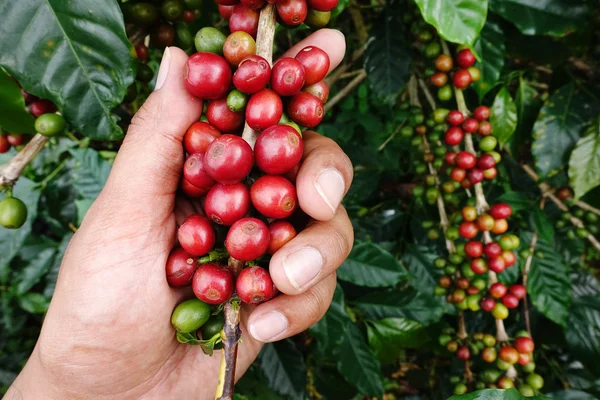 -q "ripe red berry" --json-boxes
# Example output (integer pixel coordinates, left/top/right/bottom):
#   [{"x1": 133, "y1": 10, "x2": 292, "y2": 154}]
[
  {"x1": 207, "y1": 98, "x2": 244, "y2": 132},
  {"x1": 462, "y1": 117, "x2": 479, "y2": 133},
  {"x1": 219, "y1": 4, "x2": 234, "y2": 19},
  {"x1": 255, "y1": 125, "x2": 303, "y2": 175},
  {"x1": 478, "y1": 121, "x2": 493, "y2": 136},
  {"x1": 192, "y1": 263, "x2": 234, "y2": 304},
  {"x1": 183, "y1": 9, "x2": 195, "y2": 22},
  {"x1": 502, "y1": 250, "x2": 517, "y2": 267},
  {"x1": 276, "y1": 0, "x2": 307, "y2": 26},
  {"x1": 135, "y1": 44, "x2": 149, "y2": 61},
  {"x1": 457, "y1": 346, "x2": 471, "y2": 360},
  {"x1": 444, "y1": 126, "x2": 464, "y2": 145},
  {"x1": 271, "y1": 57, "x2": 306, "y2": 96},
  {"x1": 241, "y1": 0, "x2": 266, "y2": 9},
  {"x1": 430, "y1": 72, "x2": 448, "y2": 87},
  {"x1": 450, "y1": 167, "x2": 466, "y2": 182},
  {"x1": 456, "y1": 49, "x2": 476, "y2": 68},
  {"x1": 184, "y1": 153, "x2": 215, "y2": 188},
  {"x1": 6, "y1": 134, "x2": 23, "y2": 146},
  {"x1": 456, "y1": 277, "x2": 470, "y2": 290},
  {"x1": 465, "y1": 241, "x2": 483, "y2": 258},
  {"x1": 295, "y1": 46, "x2": 330, "y2": 85},
  {"x1": 246, "y1": 89, "x2": 284, "y2": 130},
  {"x1": 453, "y1": 69, "x2": 472, "y2": 89},
  {"x1": 0, "y1": 136, "x2": 10, "y2": 153},
  {"x1": 483, "y1": 242, "x2": 502, "y2": 258},
  {"x1": 518, "y1": 352, "x2": 531, "y2": 366},
  {"x1": 509, "y1": 284, "x2": 526, "y2": 299},
  {"x1": 461, "y1": 179, "x2": 473, "y2": 189},
  {"x1": 455, "y1": 151, "x2": 477, "y2": 169},
  {"x1": 236, "y1": 266, "x2": 278, "y2": 304},
  {"x1": 488, "y1": 256, "x2": 506, "y2": 273},
  {"x1": 435, "y1": 54, "x2": 453, "y2": 72},
  {"x1": 166, "y1": 248, "x2": 198, "y2": 287},
  {"x1": 482, "y1": 347, "x2": 497, "y2": 363},
  {"x1": 477, "y1": 154, "x2": 496, "y2": 171},
  {"x1": 439, "y1": 275, "x2": 453, "y2": 288},
  {"x1": 557, "y1": 186, "x2": 572, "y2": 200},
  {"x1": 185, "y1": 53, "x2": 232, "y2": 100},
  {"x1": 205, "y1": 134, "x2": 254, "y2": 184},
  {"x1": 502, "y1": 293, "x2": 519, "y2": 309},
  {"x1": 514, "y1": 337, "x2": 535, "y2": 353},
  {"x1": 223, "y1": 31, "x2": 257, "y2": 67},
  {"x1": 233, "y1": 55, "x2": 272, "y2": 94},
  {"x1": 480, "y1": 297, "x2": 495, "y2": 312},
  {"x1": 459, "y1": 221, "x2": 479, "y2": 239},
  {"x1": 229, "y1": 4, "x2": 260, "y2": 37},
  {"x1": 178, "y1": 214, "x2": 216, "y2": 256},
  {"x1": 474, "y1": 106, "x2": 491, "y2": 121},
  {"x1": 499, "y1": 346, "x2": 520, "y2": 364},
  {"x1": 462, "y1": 206, "x2": 477, "y2": 222},
  {"x1": 489, "y1": 203, "x2": 513, "y2": 220},
  {"x1": 250, "y1": 175, "x2": 298, "y2": 219},
  {"x1": 490, "y1": 282, "x2": 507, "y2": 299},
  {"x1": 181, "y1": 177, "x2": 210, "y2": 198},
  {"x1": 306, "y1": 0, "x2": 338, "y2": 11},
  {"x1": 268, "y1": 220, "x2": 297, "y2": 254},
  {"x1": 444, "y1": 151, "x2": 457, "y2": 166},
  {"x1": 303, "y1": 80, "x2": 329, "y2": 104},
  {"x1": 225, "y1": 217, "x2": 270, "y2": 261},
  {"x1": 21, "y1": 88, "x2": 37, "y2": 104},
  {"x1": 470, "y1": 258, "x2": 488, "y2": 274},
  {"x1": 446, "y1": 110, "x2": 465, "y2": 126},
  {"x1": 467, "y1": 168, "x2": 484, "y2": 184},
  {"x1": 30, "y1": 99, "x2": 56, "y2": 118},
  {"x1": 288, "y1": 92, "x2": 324, "y2": 127},
  {"x1": 204, "y1": 183, "x2": 250, "y2": 225},
  {"x1": 184, "y1": 121, "x2": 222, "y2": 155},
  {"x1": 483, "y1": 167, "x2": 497, "y2": 180}
]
